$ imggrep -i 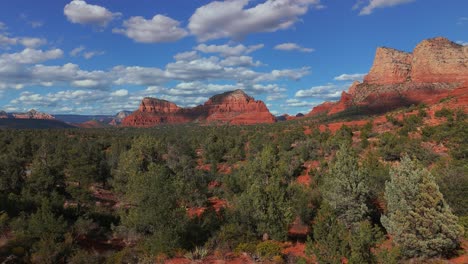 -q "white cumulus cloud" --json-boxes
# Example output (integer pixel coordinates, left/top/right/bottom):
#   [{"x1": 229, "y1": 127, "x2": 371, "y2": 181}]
[
  {"x1": 274, "y1": 43, "x2": 314, "y2": 52},
  {"x1": 358, "y1": 0, "x2": 416, "y2": 15},
  {"x1": 189, "y1": 0, "x2": 322, "y2": 42},
  {"x1": 111, "y1": 89, "x2": 129, "y2": 97},
  {"x1": 195, "y1": 43, "x2": 264, "y2": 57},
  {"x1": 295, "y1": 83, "x2": 347, "y2": 99},
  {"x1": 334, "y1": 73, "x2": 366, "y2": 81},
  {"x1": 64, "y1": 0, "x2": 121, "y2": 27},
  {"x1": 113, "y1": 15, "x2": 188, "y2": 43}
]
